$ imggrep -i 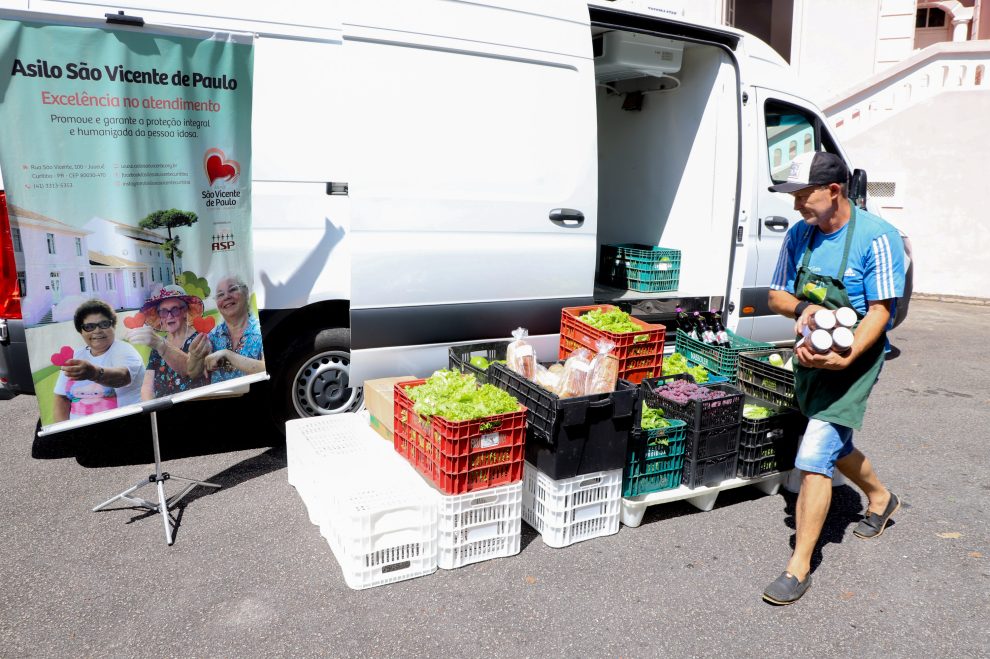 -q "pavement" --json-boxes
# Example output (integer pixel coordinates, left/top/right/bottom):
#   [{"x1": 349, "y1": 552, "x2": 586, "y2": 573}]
[{"x1": 1, "y1": 298, "x2": 988, "y2": 658}]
